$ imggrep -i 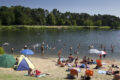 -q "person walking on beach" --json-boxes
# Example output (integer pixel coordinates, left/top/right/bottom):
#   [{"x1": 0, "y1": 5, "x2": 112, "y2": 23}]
[{"x1": 41, "y1": 45, "x2": 44, "y2": 55}]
